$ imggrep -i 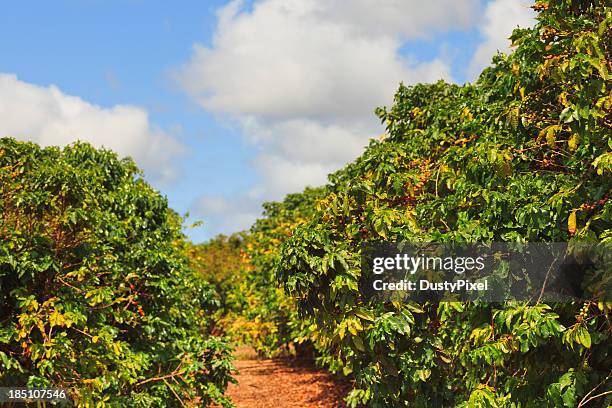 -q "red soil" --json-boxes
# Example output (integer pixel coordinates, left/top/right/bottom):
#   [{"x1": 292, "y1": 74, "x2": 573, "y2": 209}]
[{"x1": 224, "y1": 347, "x2": 351, "y2": 408}]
